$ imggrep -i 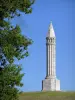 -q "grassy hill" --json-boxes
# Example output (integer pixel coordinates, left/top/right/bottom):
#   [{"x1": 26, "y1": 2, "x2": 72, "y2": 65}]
[{"x1": 19, "y1": 91, "x2": 75, "y2": 100}]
